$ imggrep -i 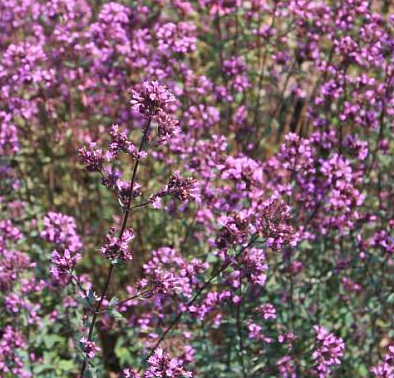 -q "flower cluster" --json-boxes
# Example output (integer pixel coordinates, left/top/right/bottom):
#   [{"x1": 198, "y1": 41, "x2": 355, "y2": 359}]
[
  {"x1": 108, "y1": 125, "x2": 145, "y2": 160},
  {"x1": 121, "y1": 349, "x2": 192, "y2": 378},
  {"x1": 40, "y1": 212, "x2": 82, "y2": 252},
  {"x1": 154, "y1": 171, "x2": 198, "y2": 203},
  {"x1": 312, "y1": 326, "x2": 345, "y2": 377},
  {"x1": 101, "y1": 227, "x2": 135, "y2": 262},
  {"x1": 130, "y1": 81, "x2": 176, "y2": 117},
  {"x1": 130, "y1": 81, "x2": 179, "y2": 145},
  {"x1": 2, "y1": 0, "x2": 394, "y2": 376},
  {"x1": 371, "y1": 346, "x2": 394, "y2": 378},
  {"x1": 80, "y1": 337, "x2": 101, "y2": 359},
  {"x1": 145, "y1": 348, "x2": 192, "y2": 378},
  {"x1": 156, "y1": 22, "x2": 197, "y2": 54},
  {"x1": 41, "y1": 212, "x2": 83, "y2": 284},
  {"x1": 0, "y1": 326, "x2": 30, "y2": 378},
  {"x1": 79, "y1": 143, "x2": 105, "y2": 172}
]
